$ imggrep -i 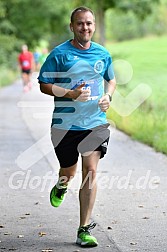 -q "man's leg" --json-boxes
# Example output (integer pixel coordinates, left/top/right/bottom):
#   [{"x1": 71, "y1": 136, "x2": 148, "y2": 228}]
[
  {"x1": 79, "y1": 151, "x2": 101, "y2": 227},
  {"x1": 22, "y1": 72, "x2": 29, "y2": 92},
  {"x1": 76, "y1": 151, "x2": 100, "y2": 247},
  {"x1": 59, "y1": 163, "x2": 78, "y2": 185},
  {"x1": 22, "y1": 72, "x2": 29, "y2": 86},
  {"x1": 50, "y1": 163, "x2": 77, "y2": 207},
  {"x1": 22, "y1": 72, "x2": 32, "y2": 91}
]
